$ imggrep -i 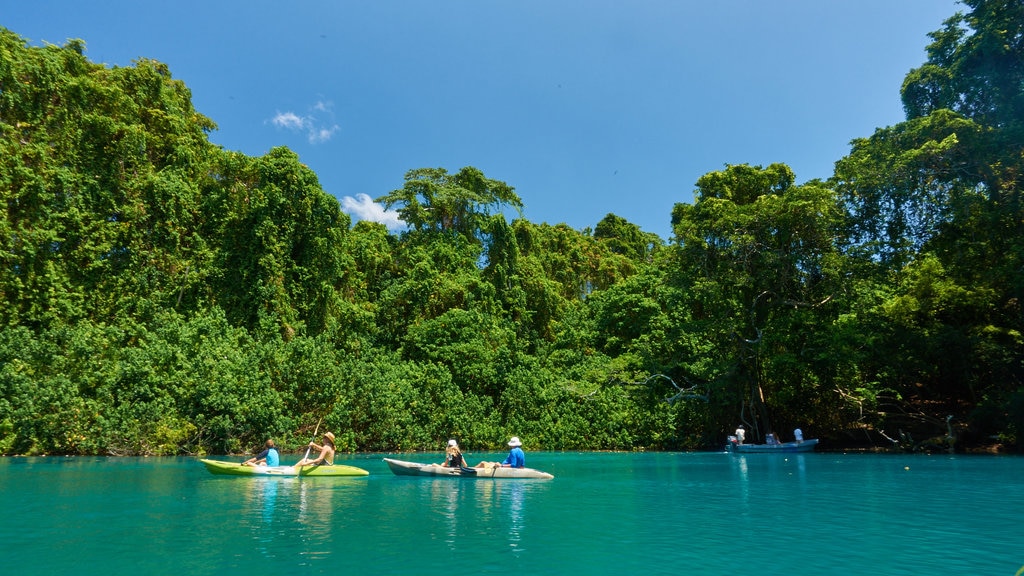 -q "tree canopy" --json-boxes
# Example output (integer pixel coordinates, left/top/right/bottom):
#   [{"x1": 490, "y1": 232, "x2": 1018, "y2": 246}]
[{"x1": 1, "y1": 0, "x2": 1022, "y2": 456}]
